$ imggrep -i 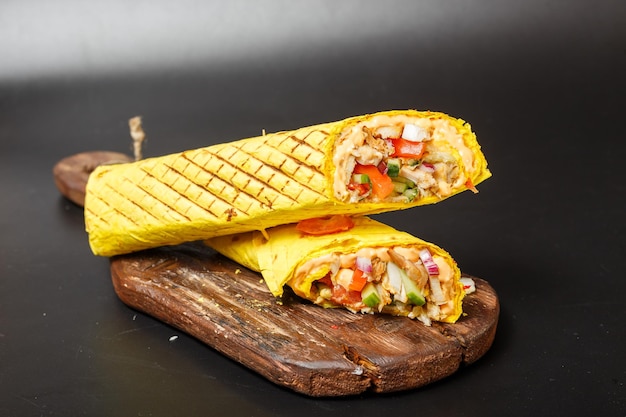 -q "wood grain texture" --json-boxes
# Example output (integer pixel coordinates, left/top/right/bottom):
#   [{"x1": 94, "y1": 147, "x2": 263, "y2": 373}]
[{"x1": 110, "y1": 242, "x2": 499, "y2": 397}]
